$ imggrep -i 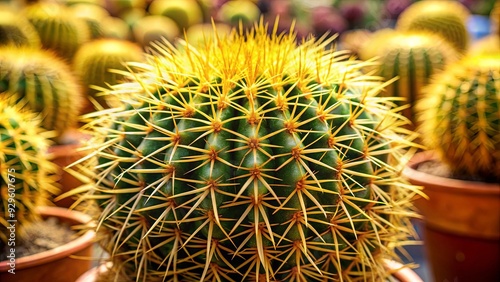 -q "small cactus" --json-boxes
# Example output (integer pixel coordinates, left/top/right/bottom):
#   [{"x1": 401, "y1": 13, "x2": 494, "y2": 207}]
[
  {"x1": 362, "y1": 31, "x2": 459, "y2": 126},
  {"x1": 75, "y1": 23, "x2": 420, "y2": 281},
  {"x1": 218, "y1": 0, "x2": 262, "y2": 28},
  {"x1": 0, "y1": 8, "x2": 41, "y2": 48},
  {"x1": 0, "y1": 95, "x2": 59, "y2": 244},
  {"x1": 69, "y1": 3, "x2": 111, "y2": 39},
  {"x1": 0, "y1": 46, "x2": 84, "y2": 139},
  {"x1": 131, "y1": 15, "x2": 180, "y2": 48},
  {"x1": 72, "y1": 38, "x2": 145, "y2": 110},
  {"x1": 417, "y1": 53, "x2": 500, "y2": 181},
  {"x1": 148, "y1": 0, "x2": 204, "y2": 31},
  {"x1": 23, "y1": 2, "x2": 91, "y2": 61},
  {"x1": 396, "y1": 0, "x2": 471, "y2": 53}
]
